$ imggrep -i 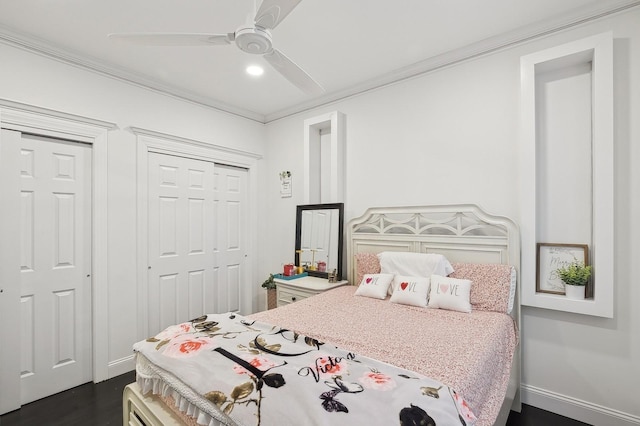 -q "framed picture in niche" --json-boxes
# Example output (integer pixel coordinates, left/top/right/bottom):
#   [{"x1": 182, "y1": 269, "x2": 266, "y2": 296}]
[{"x1": 536, "y1": 243, "x2": 589, "y2": 295}]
